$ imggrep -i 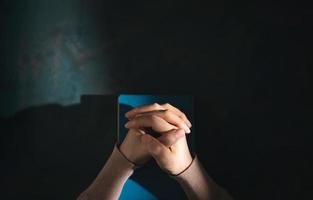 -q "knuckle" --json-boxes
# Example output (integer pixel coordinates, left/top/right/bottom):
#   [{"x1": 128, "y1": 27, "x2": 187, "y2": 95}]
[
  {"x1": 152, "y1": 103, "x2": 160, "y2": 109},
  {"x1": 181, "y1": 113, "x2": 187, "y2": 119},
  {"x1": 149, "y1": 115, "x2": 160, "y2": 123},
  {"x1": 178, "y1": 122, "x2": 185, "y2": 128},
  {"x1": 163, "y1": 103, "x2": 171, "y2": 107},
  {"x1": 130, "y1": 108, "x2": 137, "y2": 112}
]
